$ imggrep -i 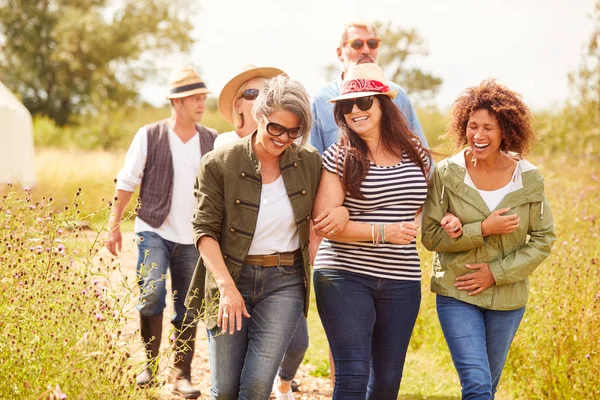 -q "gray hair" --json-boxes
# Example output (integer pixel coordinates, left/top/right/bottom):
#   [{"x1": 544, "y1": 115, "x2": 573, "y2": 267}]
[
  {"x1": 251, "y1": 75, "x2": 312, "y2": 146},
  {"x1": 339, "y1": 21, "x2": 380, "y2": 48}
]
